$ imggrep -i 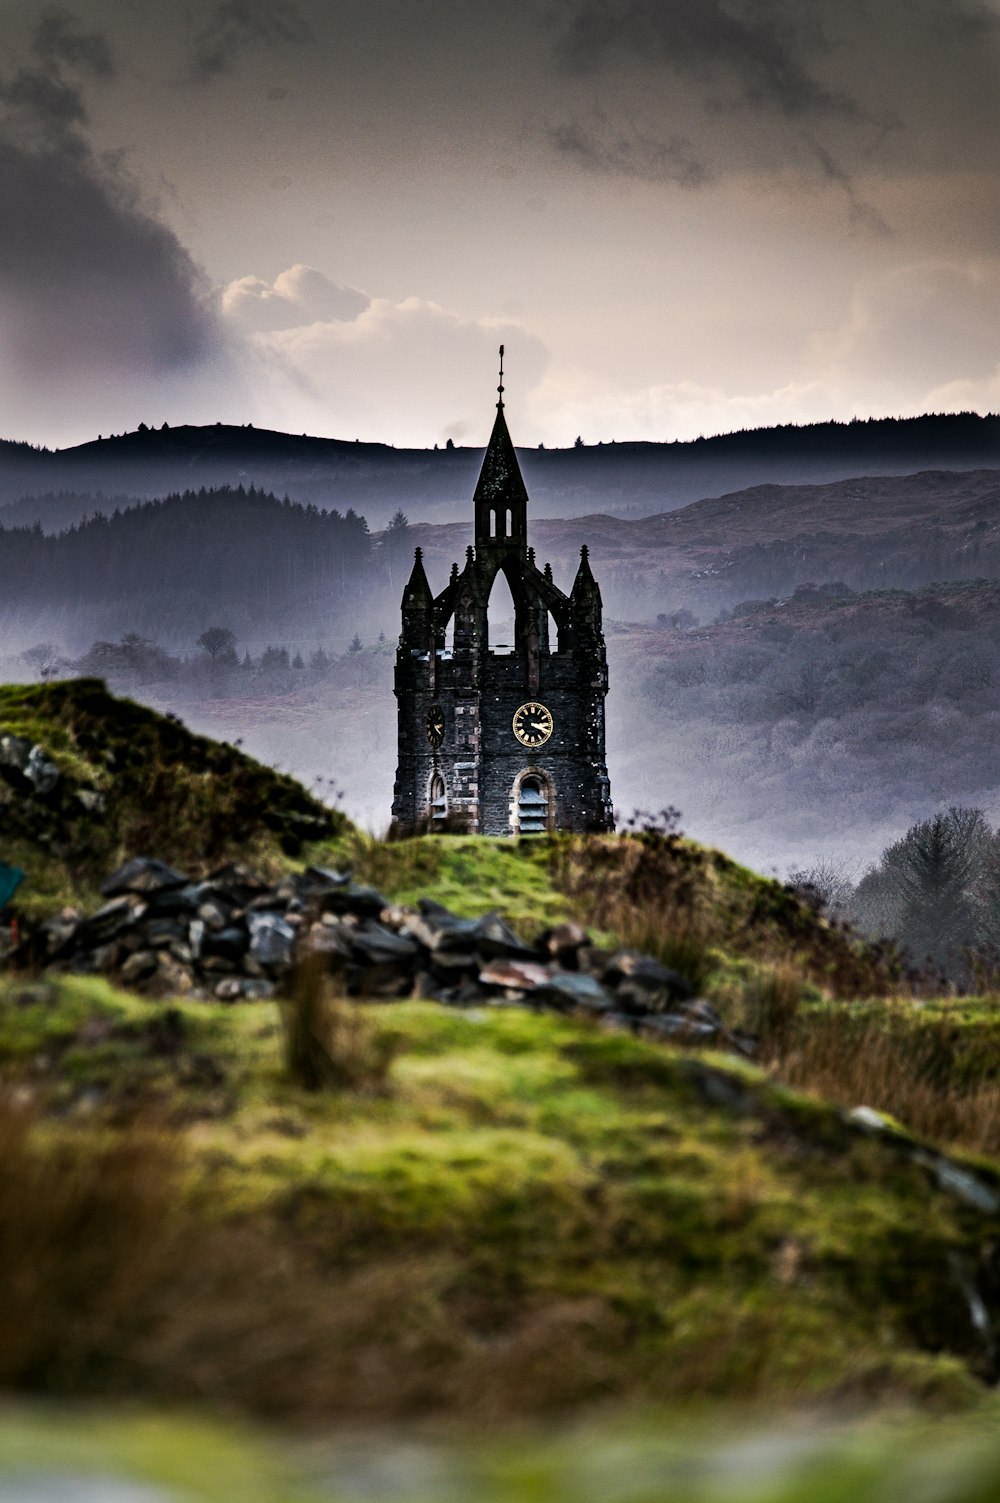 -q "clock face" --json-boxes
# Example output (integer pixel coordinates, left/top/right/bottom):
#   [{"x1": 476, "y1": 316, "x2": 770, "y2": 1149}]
[
  {"x1": 512, "y1": 701, "x2": 554, "y2": 748},
  {"x1": 425, "y1": 704, "x2": 445, "y2": 748}
]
